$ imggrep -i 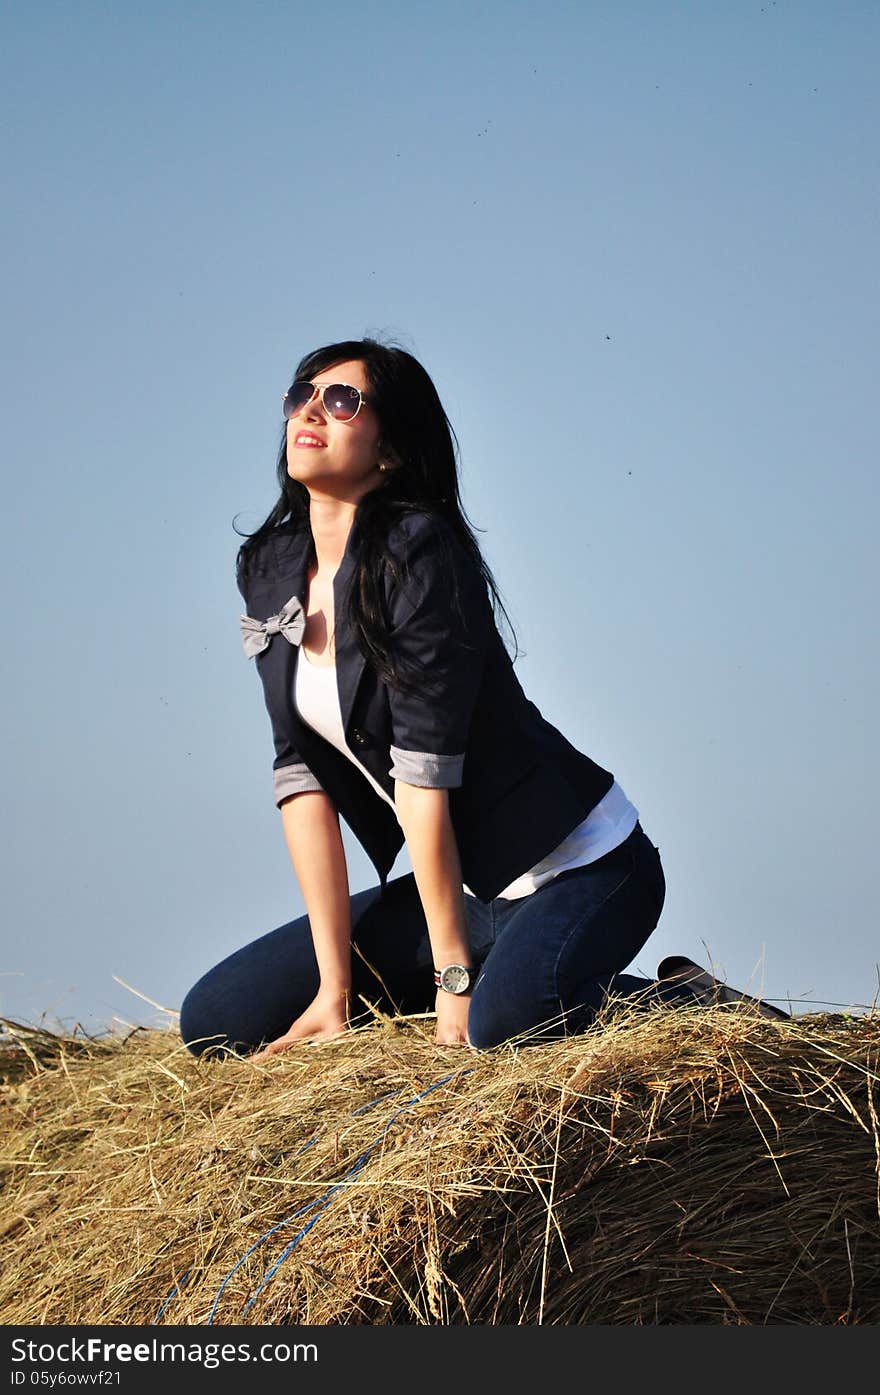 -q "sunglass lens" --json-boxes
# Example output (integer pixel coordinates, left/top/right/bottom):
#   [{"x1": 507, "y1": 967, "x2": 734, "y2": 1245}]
[
  {"x1": 323, "y1": 384, "x2": 361, "y2": 421},
  {"x1": 282, "y1": 381, "x2": 316, "y2": 419}
]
